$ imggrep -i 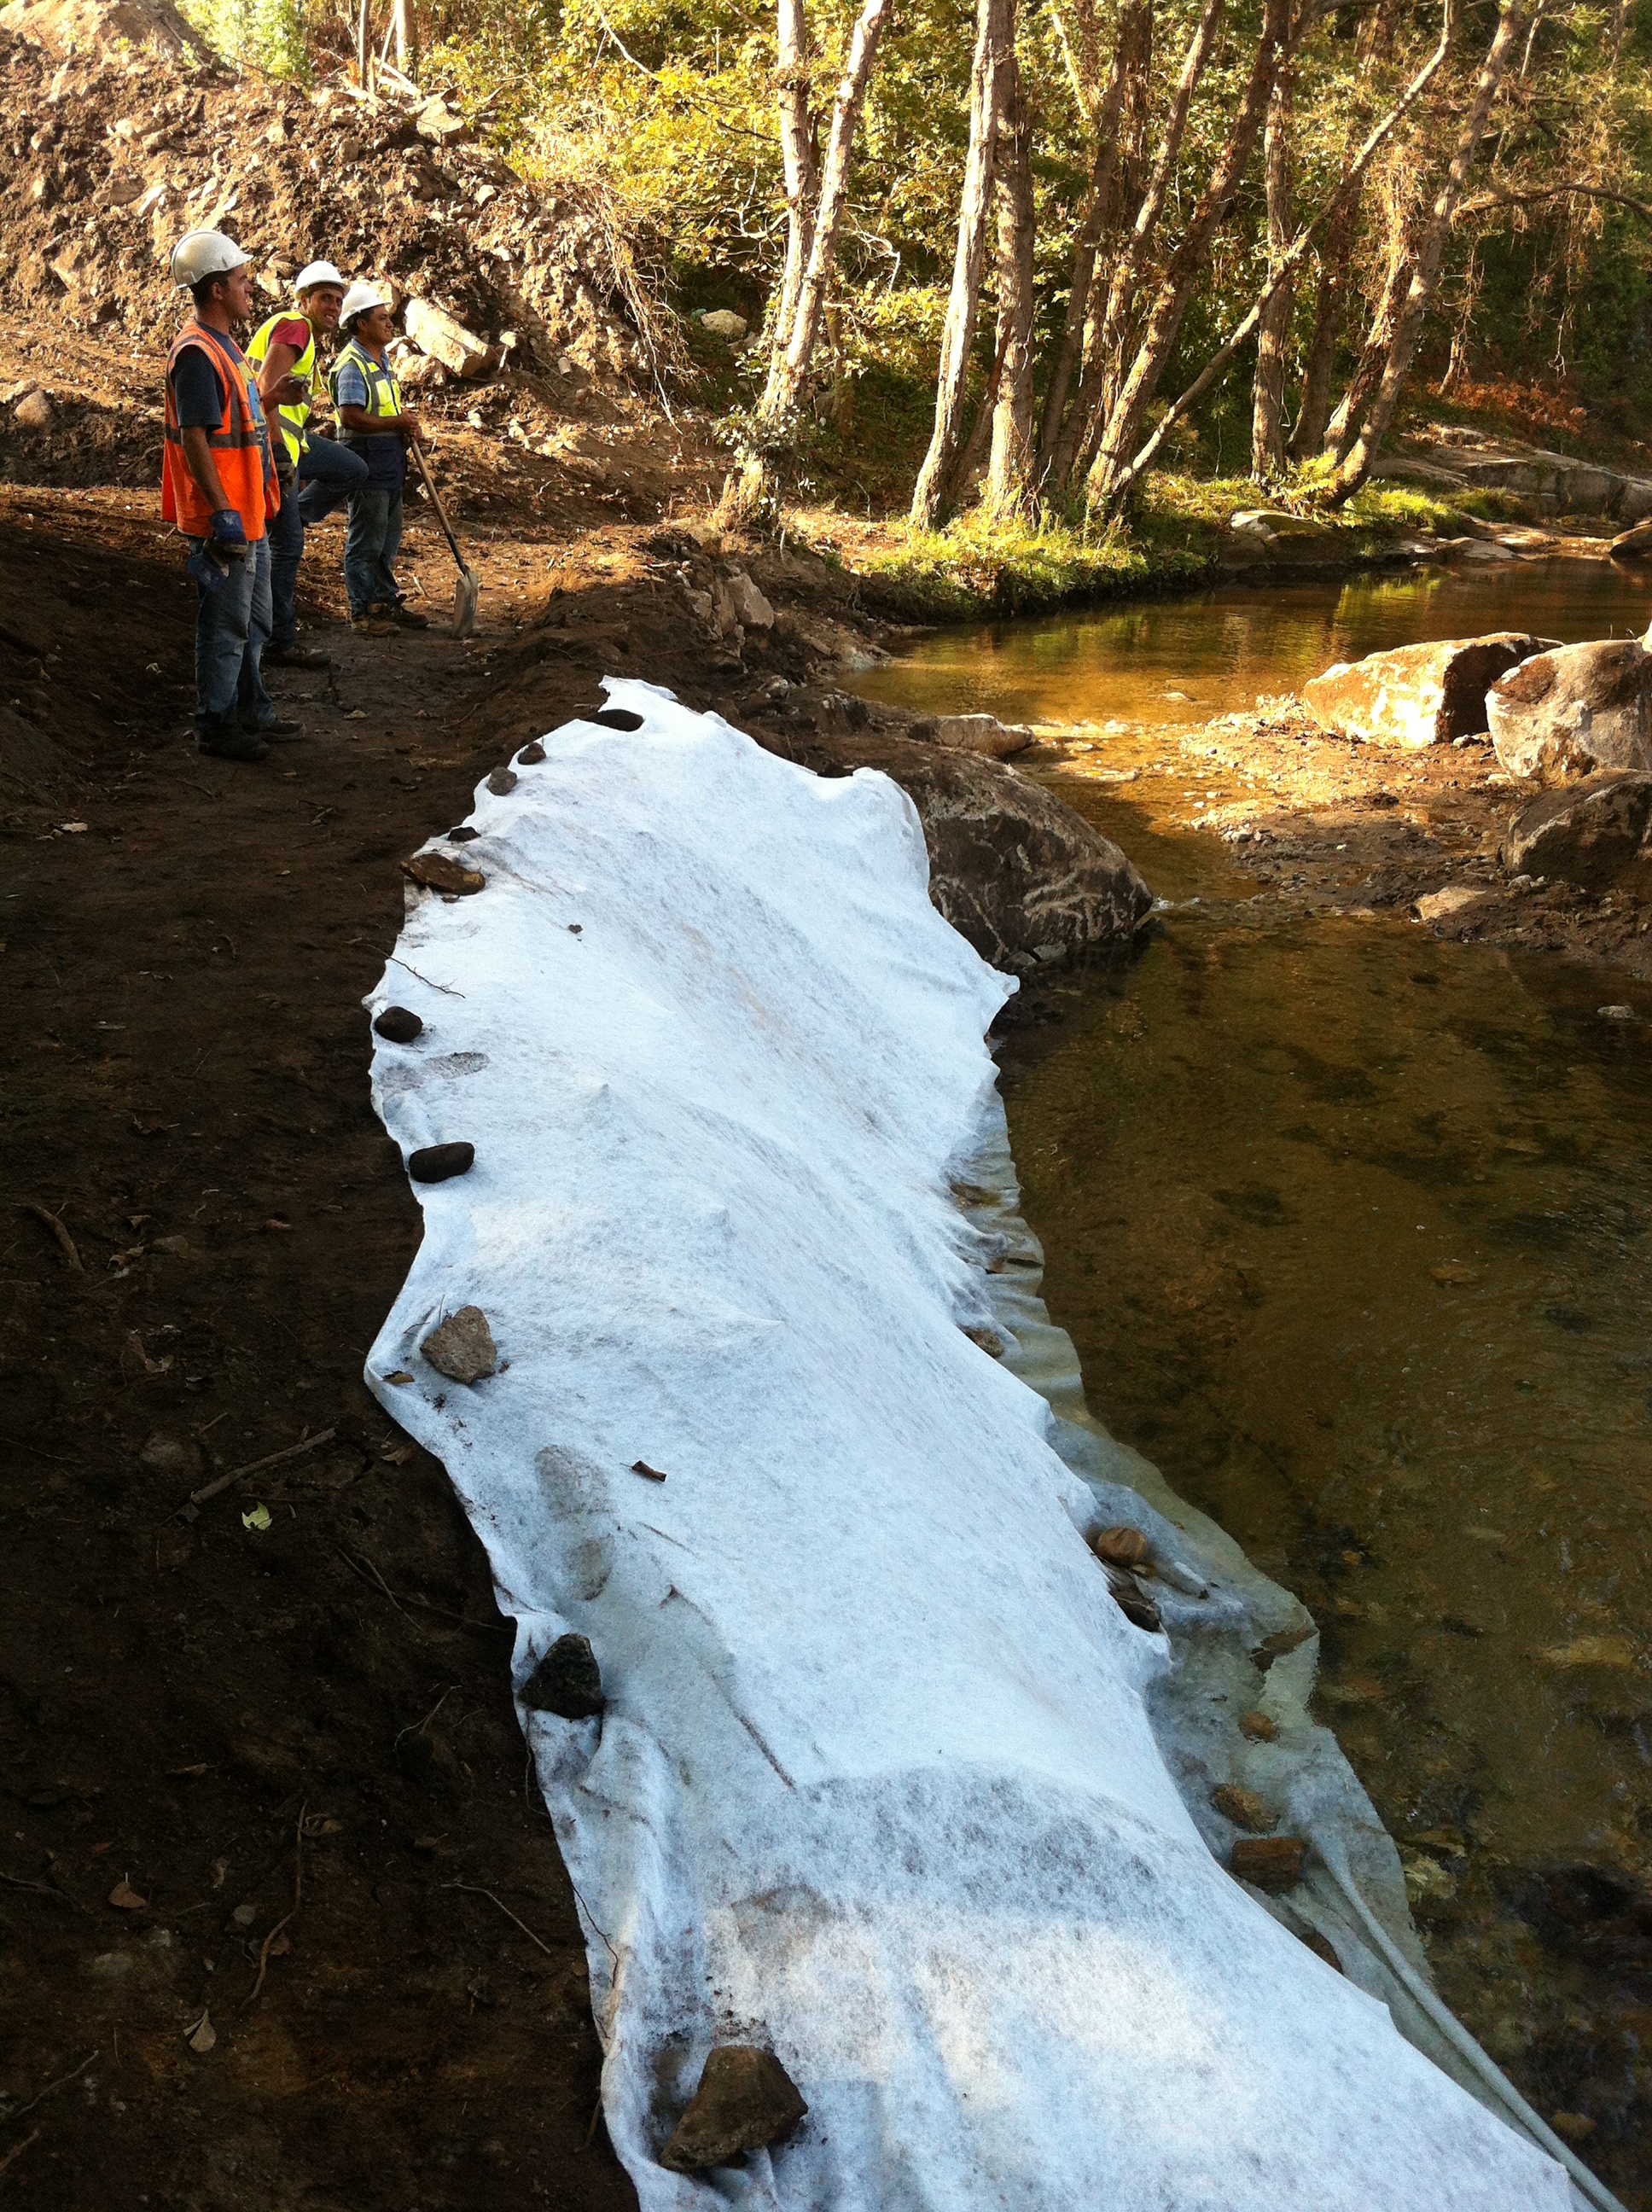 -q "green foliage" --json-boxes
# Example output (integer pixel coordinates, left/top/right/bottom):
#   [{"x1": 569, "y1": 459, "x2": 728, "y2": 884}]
[
  {"x1": 1342, "y1": 483, "x2": 1464, "y2": 533},
  {"x1": 818, "y1": 509, "x2": 1189, "y2": 618},
  {"x1": 201, "y1": 0, "x2": 1652, "y2": 535},
  {"x1": 1454, "y1": 486, "x2": 1536, "y2": 523},
  {"x1": 179, "y1": 0, "x2": 312, "y2": 75}
]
